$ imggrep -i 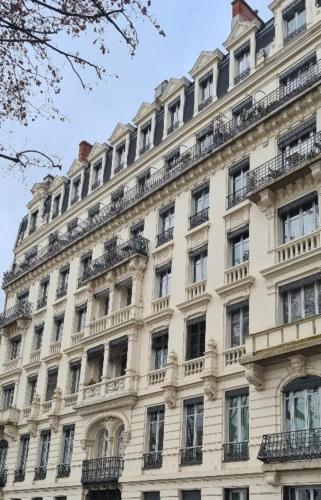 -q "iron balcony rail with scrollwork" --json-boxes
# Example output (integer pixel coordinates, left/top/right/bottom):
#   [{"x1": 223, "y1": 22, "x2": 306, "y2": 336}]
[
  {"x1": 247, "y1": 132, "x2": 321, "y2": 194},
  {"x1": 0, "y1": 301, "x2": 33, "y2": 328},
  {"x1": 81, "y1": 457, "x2": 123, "y2": 485},
  {"x1": 223, "y1": 441, "x2": 249, "y2": 462},
  {"x1": 56, "y1": 285, "x2": 68, "y2": 299},
  {"x1": 14, "y1": 468, "x2": 25, "y2": 482},
  {"x1": 37, "y1": 296, "x2": 47, "y2": 310},
  {"x1": 79, "y1": 236, "x2": 149, "y2": 285},
  {"x1": 258, "y1": 427, "x2": 321, "y2": 464},
  {"x1": 234, "y1": 67, "x2": 250, "y2": 85},
  {"x1": 284, "y1": 23, "x2": 307, "y2": 44},
  {"x1": 227, "y1": 186, "x2": 249, "y2": 209},
  {"x1": 34, "y1": 466, "x2": 47, "y2": 480},
  {"x1": 143, "y1": 451, "x2": 163, "y2": 469},
  {"x1": 57, "y1": 463, "x2": 71, "y2": 478},
  {"x1": 189, "y1": 208, "x2": 209, "y2": 229},
  {"x1": 156, "y1": 227, "x2": 174, "y2": 247},
  {"x1": 4, "y1": 61, "x2": 321, "y2": 288},
  {"x1": 180, "y1": 446, "x2": 203, "y2": 465}
]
